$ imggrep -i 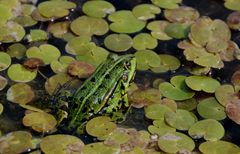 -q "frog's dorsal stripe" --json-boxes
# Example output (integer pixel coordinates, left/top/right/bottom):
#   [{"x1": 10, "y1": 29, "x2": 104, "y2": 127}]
[{"x1": 67, "y1": 54, "x2": 133, "y2": 129}]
